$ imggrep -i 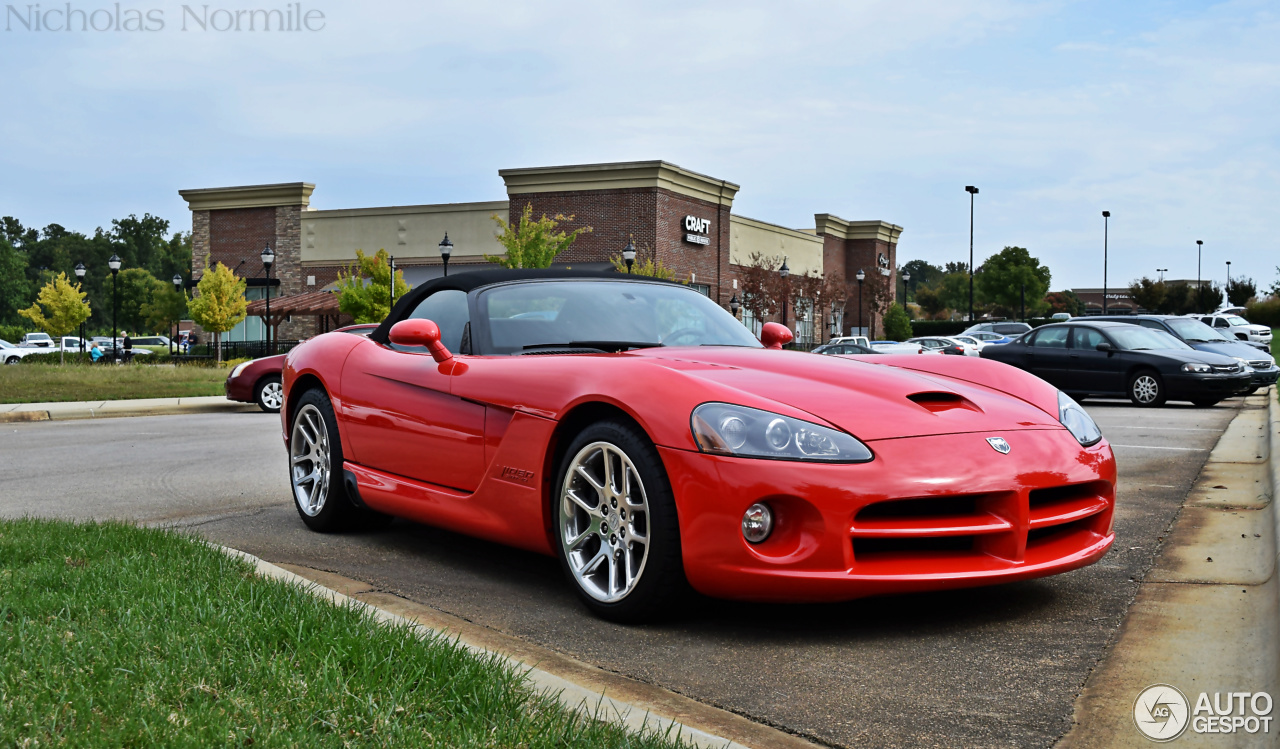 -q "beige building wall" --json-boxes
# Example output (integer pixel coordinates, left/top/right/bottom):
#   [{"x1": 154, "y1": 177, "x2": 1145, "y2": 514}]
[
  {"x1": 729, "y1": 214, "x2": 824, "y2": 276},
  {"x1": 300, "y1": 201, "x2": 509, "y2": 267}
]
